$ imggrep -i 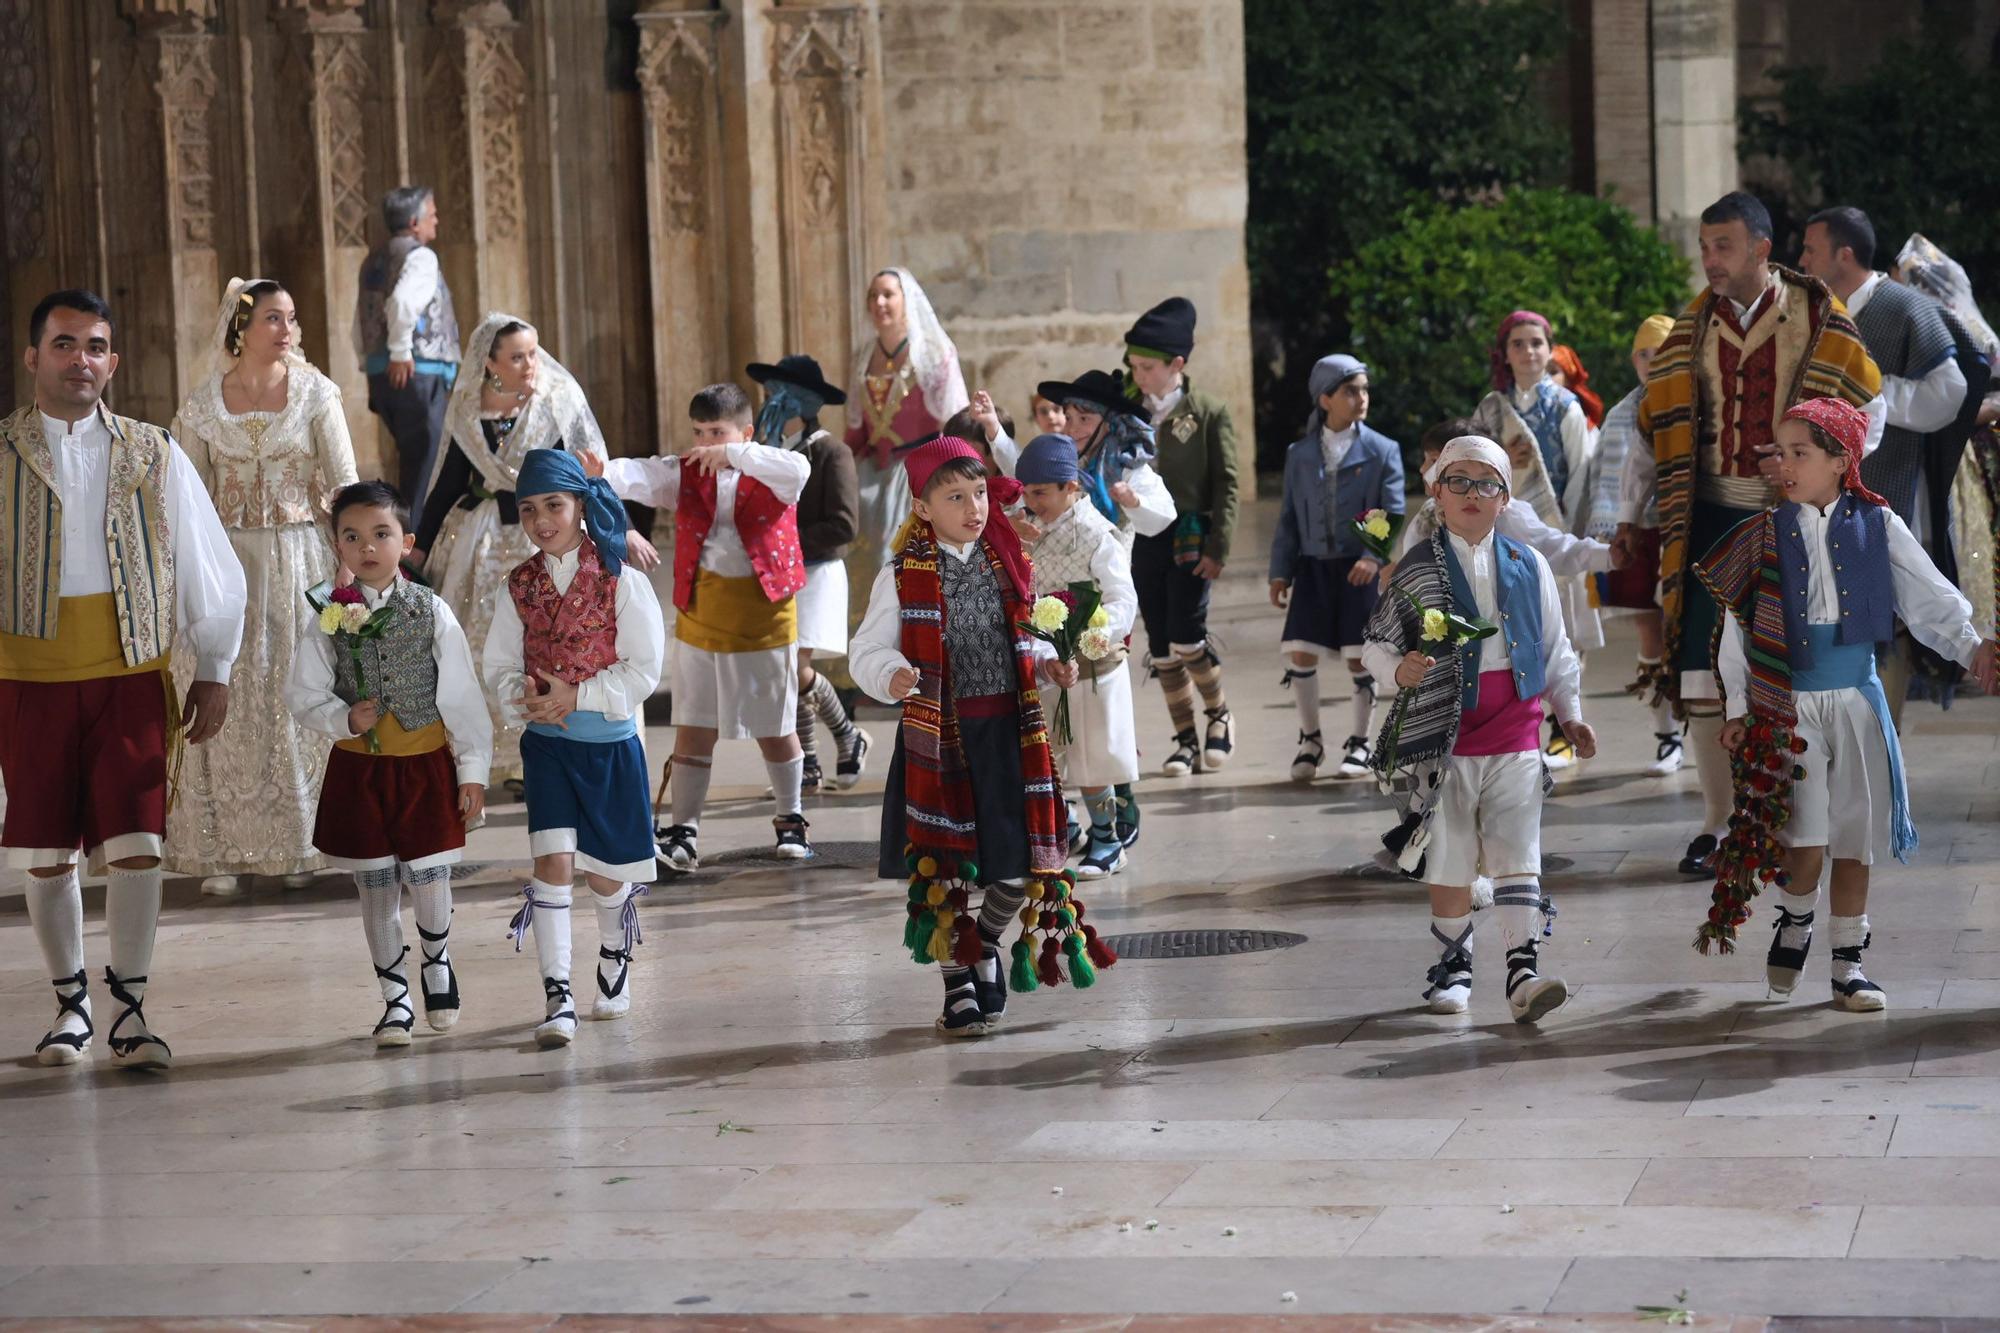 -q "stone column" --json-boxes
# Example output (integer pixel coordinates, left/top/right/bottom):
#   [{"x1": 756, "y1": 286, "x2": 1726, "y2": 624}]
[
  {"x1": 635, "y1": 2, "x2": 729, "y2": 442},
  {"x1": 273, "y1": 0, "x2": 385, "y2": 475},
  {"x1": 424, "y1": 0, "x2": 529, "y2": 321},
  {"x1": 768, "y1": 4, "x2": 869, "y2": 401},
  {"x1": 122, "y1": 0, "x2": 223, "y2": 420},
  {"x1": 1589, "y1": 0, "x2": 1656, "y2": 221},
  {"x1": 1652, "y1": 0, "x2": 1739, "y2": 263}
]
